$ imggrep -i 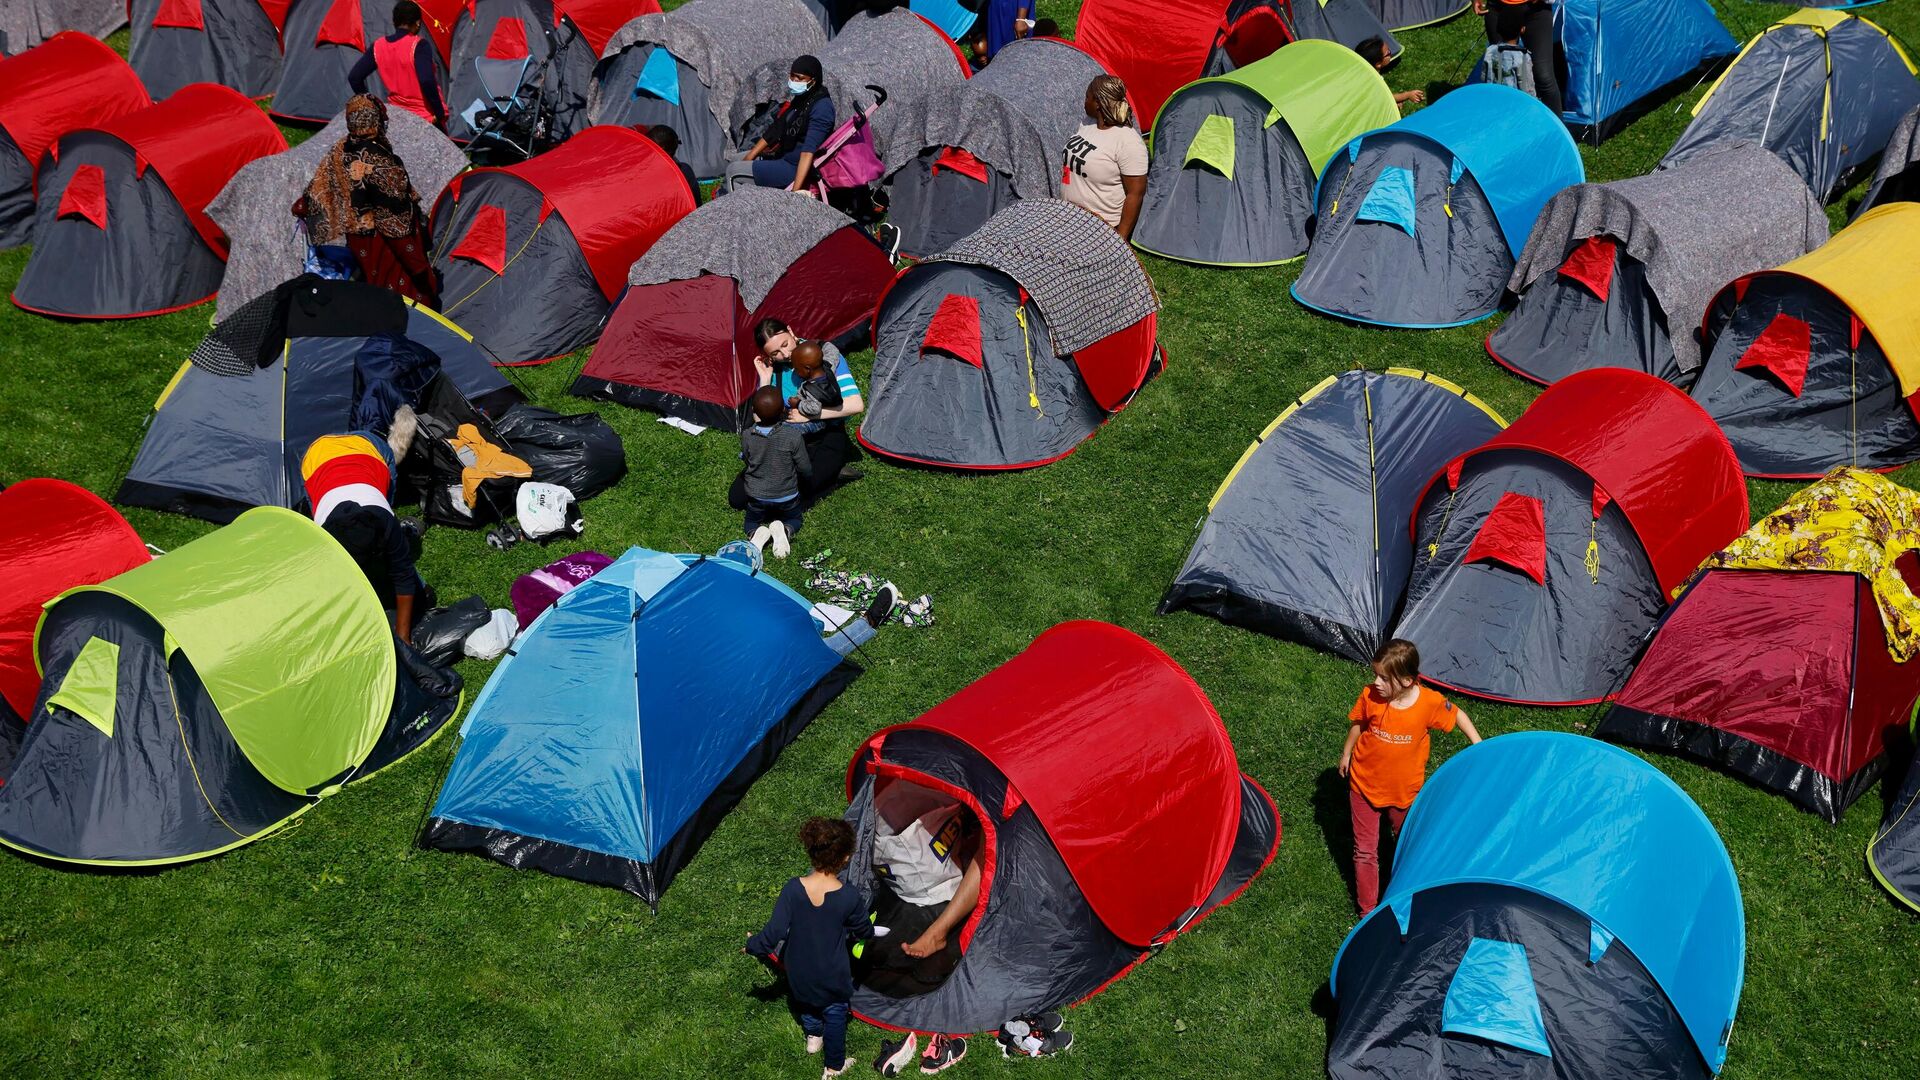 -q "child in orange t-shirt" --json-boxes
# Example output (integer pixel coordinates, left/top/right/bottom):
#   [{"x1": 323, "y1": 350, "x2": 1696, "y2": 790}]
[{"x1": 1339, "y1": 639, "x2": 1482, "y2": 915}]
